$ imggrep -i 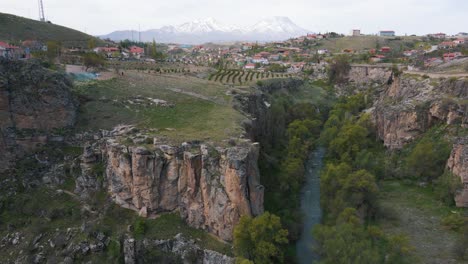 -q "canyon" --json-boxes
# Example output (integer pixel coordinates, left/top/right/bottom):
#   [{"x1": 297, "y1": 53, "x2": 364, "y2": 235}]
[{"x1": 0, "y1": 58, "x2": 467, "y2": 263}]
